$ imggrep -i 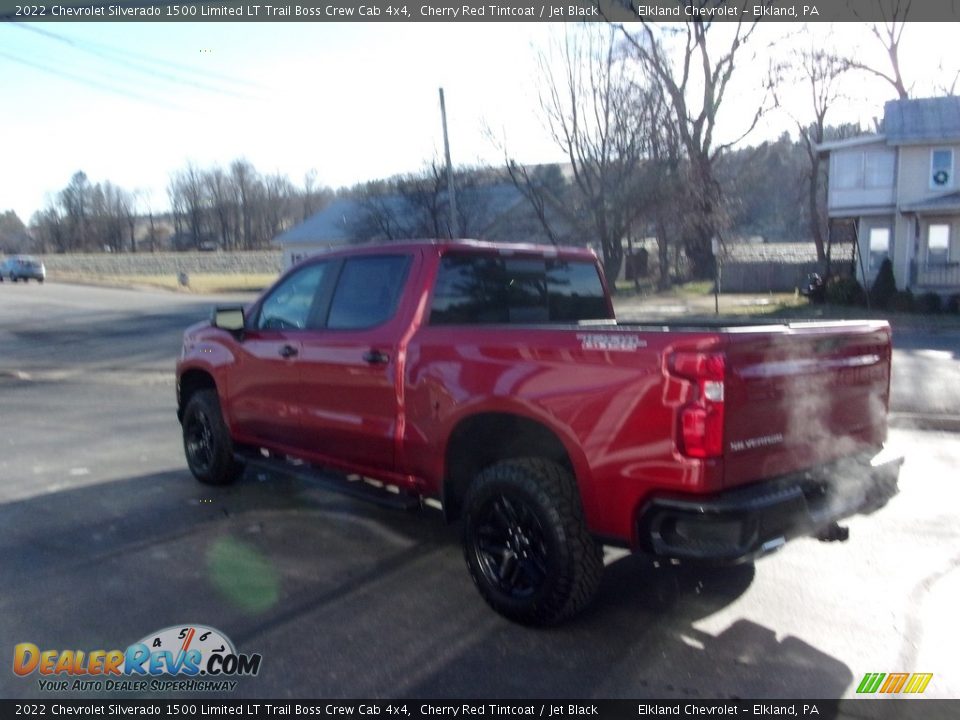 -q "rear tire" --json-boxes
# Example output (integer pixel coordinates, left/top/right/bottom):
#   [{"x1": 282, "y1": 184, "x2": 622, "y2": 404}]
[
  {"x1": 182, "y1": 389, "x2": 244, "y2": 485},
  {"x1": 462, "y1": 458, "x2": 603, "y2": 626}
]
